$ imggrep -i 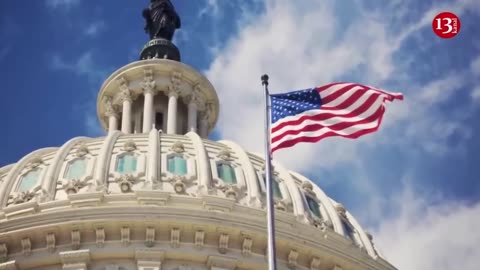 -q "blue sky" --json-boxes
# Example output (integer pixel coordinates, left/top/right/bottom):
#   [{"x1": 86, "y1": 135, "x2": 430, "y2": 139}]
[{"x1": 1, "y1": 0, "x2": 479, "y2": 269}]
